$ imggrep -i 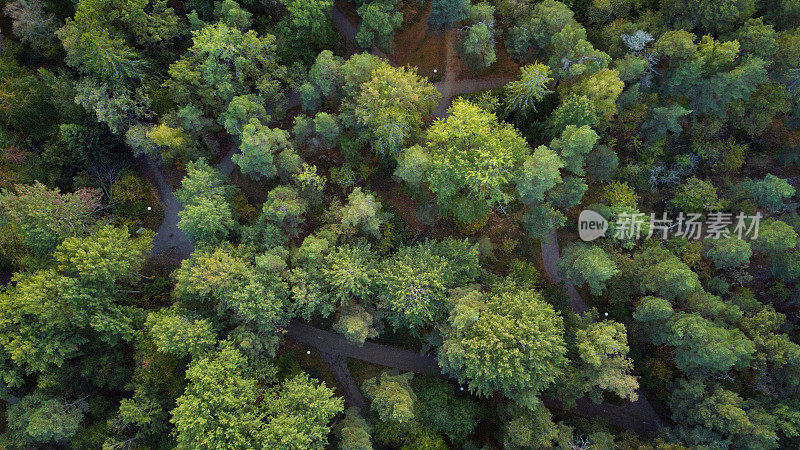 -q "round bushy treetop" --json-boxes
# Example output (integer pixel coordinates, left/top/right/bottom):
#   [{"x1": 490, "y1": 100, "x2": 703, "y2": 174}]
[
  {"x1": 742, "y1": 174, "x2": 796, "y2": 212},
  {"x1": 424, "y1": 99, "x2": 529, "y2": 226},
  {"x1": 706, "y1": 237, "x2": 752, "y2": 270},
  {"x1": 323, "y1": 243, "x2": 377, "y2": 305},
  {"x1": 668, "y1": 177, "x2": 725, "y2": 214},
  {"x1": 547, "y1": 95, "x2": 598, "y2": 137},
  {"x1": 752, "y1": 219, "x2": 798, "y2": 255},
  {"x1": 439, "y1": 285, "x2": 567, "y2": 409},
  {"x1": 558, "y1": 243, "x2": 619, "y2": 295},
  {"x1": 351, "y1": 64, "x2": 440, "y2": 159},
  {"x1": 362, "y1": 371, "x2": 416, "y2": 423}
]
